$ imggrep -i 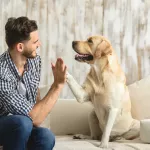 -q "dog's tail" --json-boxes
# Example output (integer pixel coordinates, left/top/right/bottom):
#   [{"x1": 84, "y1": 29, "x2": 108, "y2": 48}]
[{"x1": 122, "y1": 119, "x2": 140, "y2": 140}]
